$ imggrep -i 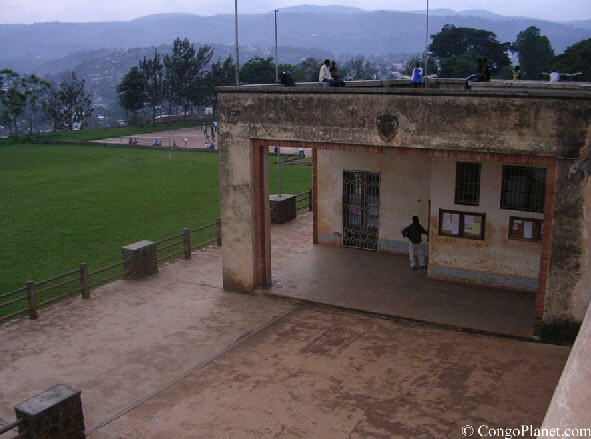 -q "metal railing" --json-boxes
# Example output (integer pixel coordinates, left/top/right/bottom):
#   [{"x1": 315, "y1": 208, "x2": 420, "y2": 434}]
[
  {"x1": 0, "y1": 219, "x2": 221, "y2": 325},
  {"x1": 0, "y1": 193, "x2": 310, "y2": 325},
  {"x1": 295, "y1": 189, "x2": 313, "y2": 213}
]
